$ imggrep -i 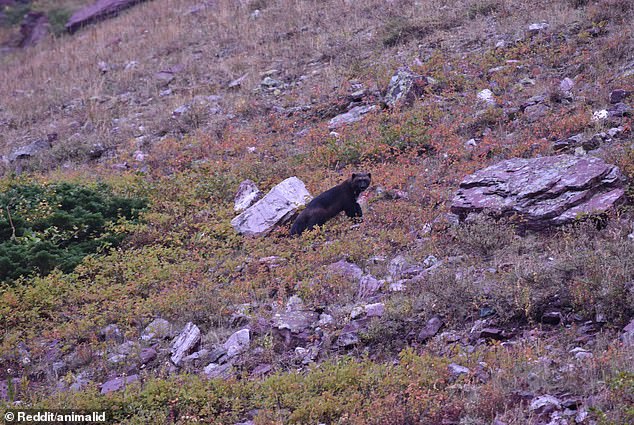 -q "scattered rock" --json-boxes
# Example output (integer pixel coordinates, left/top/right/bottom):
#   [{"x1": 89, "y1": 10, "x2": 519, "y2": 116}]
[
  {"x1": 364, "y1": 303, "x2": 385, "y2": 318},
  {"x1": 99, "y1": 324, "x2": 123, "y2": 343},
  {"x1": 608, "y1": 102, "x2": 632, "y2": 118},
  {"x1": 203, "y1": 362, "x2": 233, "y2": 380},
  {"x1": 530, "y1": 394, "x2": 562, "y2": 413},
  {"x1": 223, "y1": 329, "x2": 250, "y2": 358},
  {"x1": 234, "y1": 179, "x2": 262, "y2": 213},
  {"x1": 357, "y1": 274, "x2": 382, "y2": 299},
  {"x1": 479, "y1": 328, "x2": 507, "y2": 341},
  {"x1": 139, "y1": 347, "x2": 157, "y2": 365},
  {"x1": 8, "y1": 135, "x2": 54, "y2": 162},
  {"x1": 170, "y1": 322, "x2": 201, "y2": 366},
  {"x1": 66, "y1": 0, "x2": 149, "y2": 33},
  {"x1": 328, "y1": 105, "x2": 377, "y2": 129},
  {"x1": 327, "y1": 260, "x2": 363, "y2": 281},
  {"x1": 272, "y1": 308, "x2": 318, "y2": 350},
  {"x1": 417, "y1": 316, "x2": 444, "y2": 342},
  {"x1": 18, "y1": 12, "x2": 50, "y2": 48},
  {"x1": 527, "y1": 22, "x2": 549, "y2": 35},
  {"x1": 448, "y1": 363, "x2": 470, "y2": 377},
  {"x1": 141, "y1": 318, "x2": 174, "y2": 342},
  {"x1": 231, "y1": 177, "x2": 312, "y2": 236},
  {"x1": 181, "y1": 349, "x2": 211, "y2": 371},
  {"x1": 541, "y1": 311, "x2": 563, "y2": 325},
  {"x1": 559, "y1": 78, "x2": 575, "y2": 93},
  {"x1": 100, "y1": 374, "x2": 139, "y2": 394},
  {"x1": 451, "y1": 155, "x2": 626, "y2": 230},
  {"x1": 477, "y1": 89, "x2": 496, "y2": 106},
  {"x1": 383, "y1": 67, "x2": 427, "y2": 107},
  {"x1": 524, "y1": 103, "x2": 549, "y2": 122},
  {"x1": 609, "y1": 89, "x2": 632, "y2": 104},
  {"x1": 228, "y1": 73, "x2": 249, "y2": 89},
  {"x1": 621, "y1": 318, "x2": 634, "y2": 346}
]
